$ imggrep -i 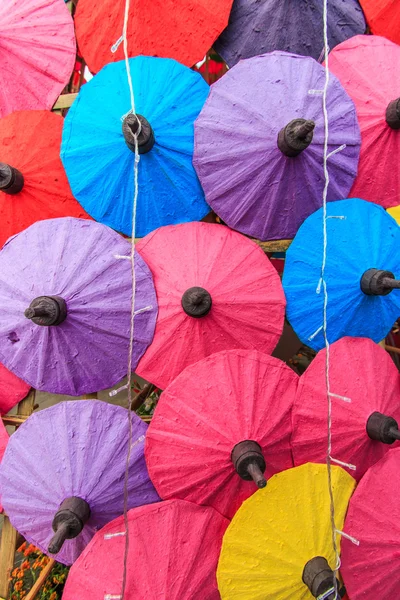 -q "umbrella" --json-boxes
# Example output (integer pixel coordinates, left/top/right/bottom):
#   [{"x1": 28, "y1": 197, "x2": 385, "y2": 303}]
[
  {"x1": 0, "y1": 362, "x2": 30, "y2": 416},
  {"x1": 388, "y1": 205, "x2": 400, "y2": 226},
  {"x1": 0, "y1": 217, "x2": 157, "y2": 396},
  {"x1": 0, "y1": 400, "x2": 160, "y2": 565},
  {"x1": 136, "y1": 222, "x2": 286, "y2": 390},
  {"x1": 283, "y1": 198, "x2": 400, "y2": 351},
  {"x1": 0, "y1": 110, "x2": 91, "y2": 248},
  {"x1": 74, "y1": 0, "x2": 233, "y2": 74},
  {"x1": 63, "y1": 499, "x2": 228, "y2": 599},
  {"x1": 359, "y1": 0, "x2": 400, "y2": 45},
  {"x1": 292, "y1": 337, "x2": 400, "y2": 482},
  {"x1": 61, "y1": 56, "x2": 210, "y2": 238},
  {"x1": 214, "y1": 0, "x2": 366, "y2": 67},
  {"x1": 0, "y1": 0, "x2": 75, "y2": 118},
  {"x1": 217, "y1": 463, "x2": 356, "y2": 599},
  {"x1": 193, "y1": 52, "x2": 360, "y2": 241},
  {"x1": 328, "y1": 36, "x2": 400, "y2": 209},
  {"x1": 341, "y1": 448, "x2": 400, "y2": 600},
  {"x1": 146, "y1": 349, "x2": 298, "y2": 519}
]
